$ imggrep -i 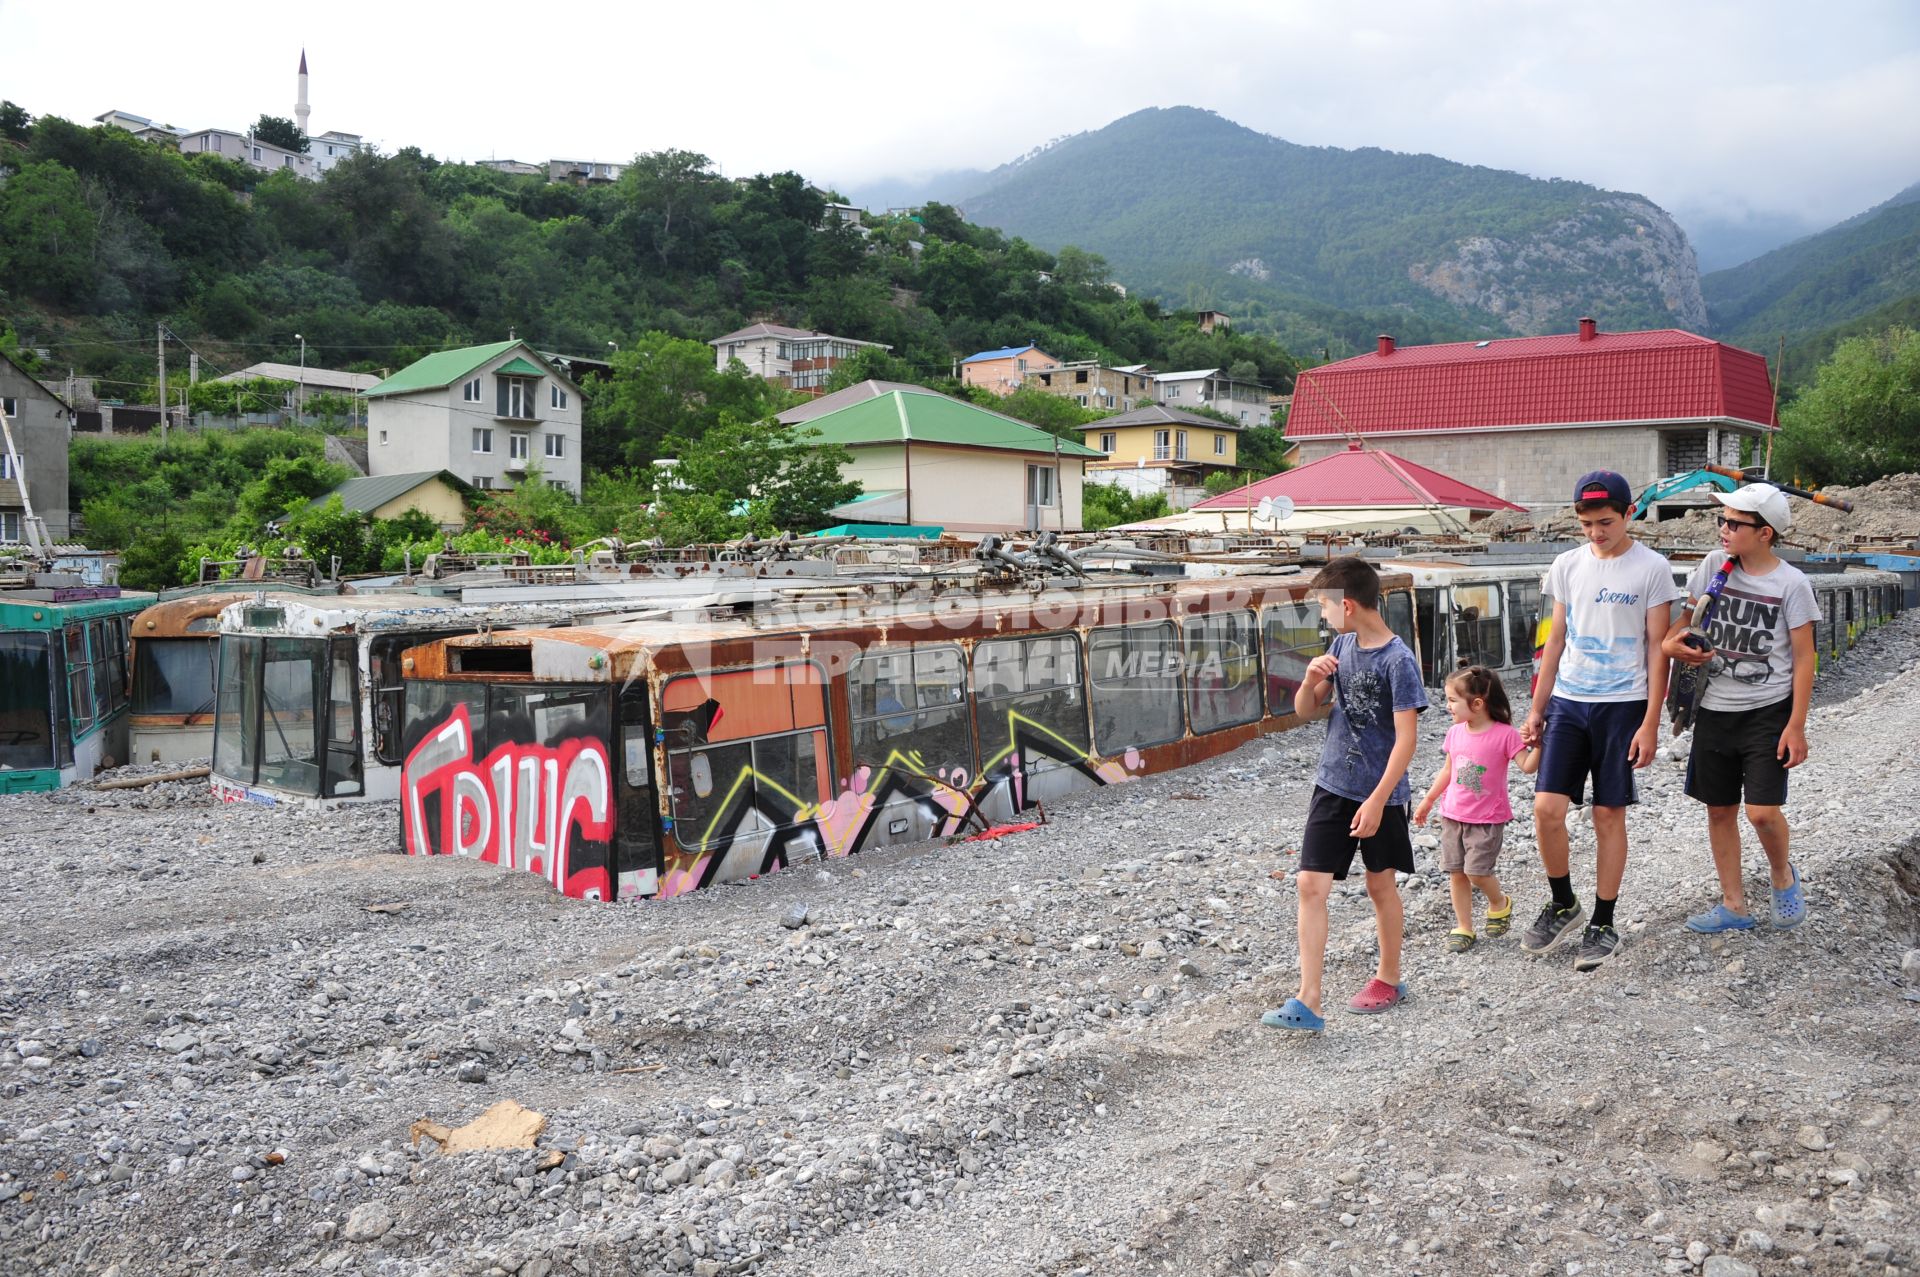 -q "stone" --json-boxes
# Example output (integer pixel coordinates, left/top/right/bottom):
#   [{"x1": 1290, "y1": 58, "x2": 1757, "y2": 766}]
[
  {"x1": 341, "y1": 1202, "x2": 393, "y2": 1243},
  {"x1": 1690, "y1": 1139, "x2": 1729, "y2": 1164},
  {"x1": 1702, "y1": 1258, "x2": 1757, "y2": 1277},
  {"x1": 1685, "y1": 1241, "x2": 1711, "y2": 1265},
  {"x1": 456, "y1": 1060, "x2": 488, "y2": 1084},
  {"x1": 1793, "y1": 1124, "x2": 1827, "y2": 1152},
  {"x1": 1900, "y1": 948, "x2": 1920, "y2": 980},
  {"x1": 781, "y1": 904, "x2": 810, "y2": 930},
  {"x1": 1734, "y1": 1229, "x2": 1774, "y2": 1255}
]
